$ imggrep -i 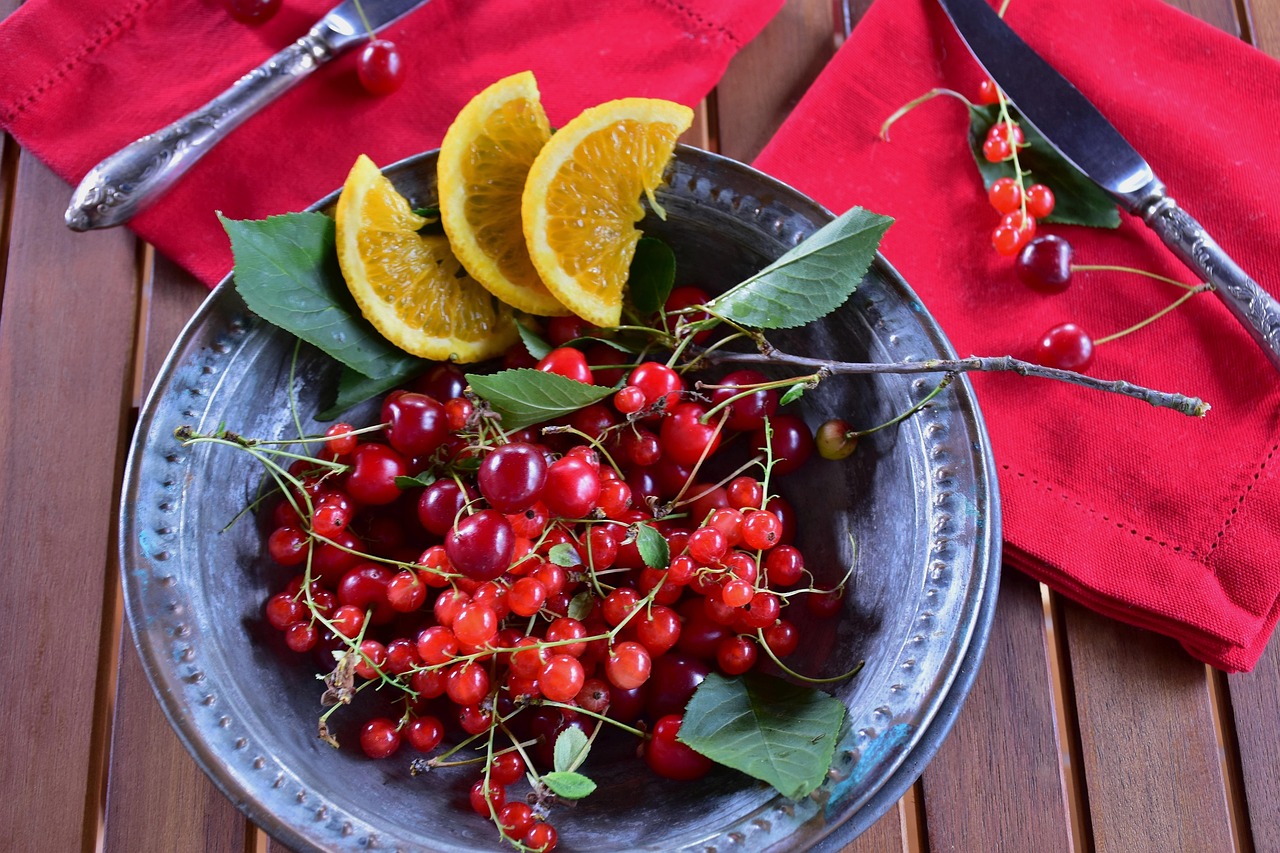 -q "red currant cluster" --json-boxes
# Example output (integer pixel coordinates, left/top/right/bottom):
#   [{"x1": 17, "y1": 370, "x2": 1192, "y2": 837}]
[
  {"x1": 223, "y1": 0, "x2": 405, "y2": 95},
  {"x1": 248, "y1": 316, "x2": 838, "y2": 850}
]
